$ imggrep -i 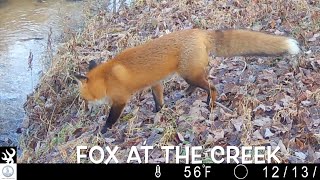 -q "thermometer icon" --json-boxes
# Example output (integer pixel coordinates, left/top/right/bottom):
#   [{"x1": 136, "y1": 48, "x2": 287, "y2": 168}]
[{"x1": 155, "y1": 165, "x2": 161, "y2": 178}]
